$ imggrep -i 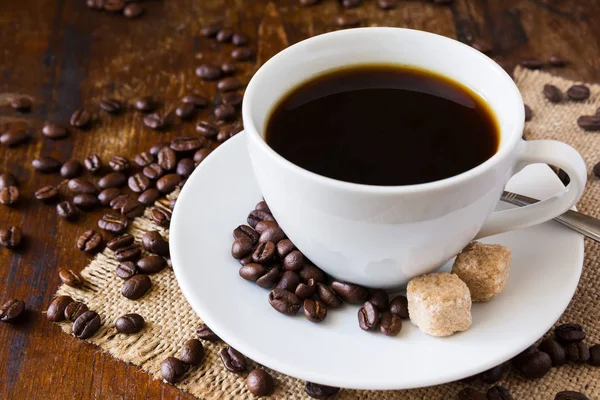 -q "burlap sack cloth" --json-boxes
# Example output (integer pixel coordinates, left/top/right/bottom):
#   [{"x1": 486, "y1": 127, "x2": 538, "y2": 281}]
[{"x1": 54, "y1": 68, "x2": 600, "y2": 399}]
